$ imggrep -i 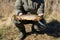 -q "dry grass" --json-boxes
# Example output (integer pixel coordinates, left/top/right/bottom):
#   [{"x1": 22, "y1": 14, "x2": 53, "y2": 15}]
[{"x1": 0, "y1": 0, "x2": 60, "y2": 40}]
